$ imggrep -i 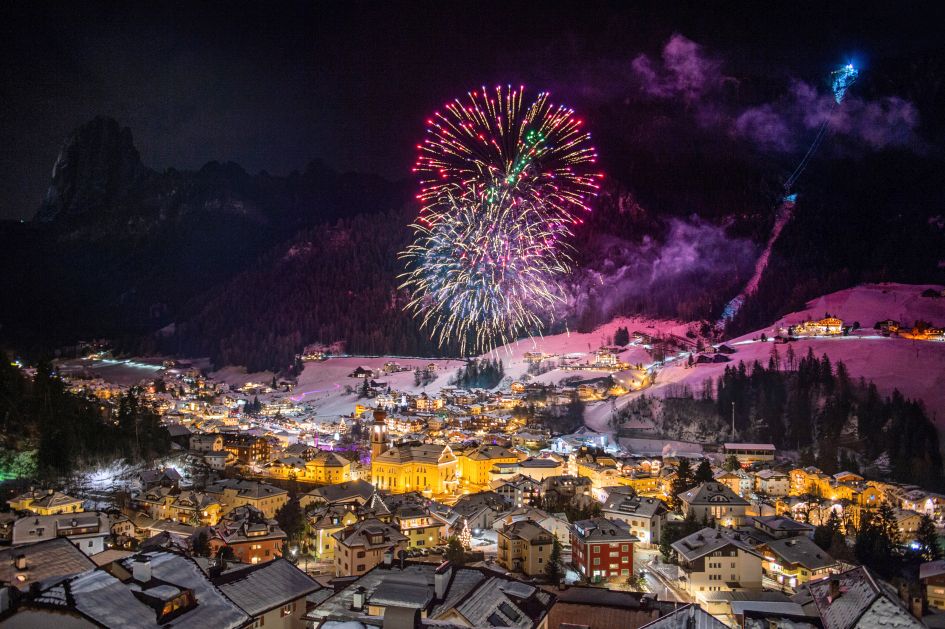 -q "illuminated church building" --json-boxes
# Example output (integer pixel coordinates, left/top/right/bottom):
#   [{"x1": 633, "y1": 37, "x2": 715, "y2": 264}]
[{"x1": 370, "y1": 409, "x2": 458, "y2": 496}]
